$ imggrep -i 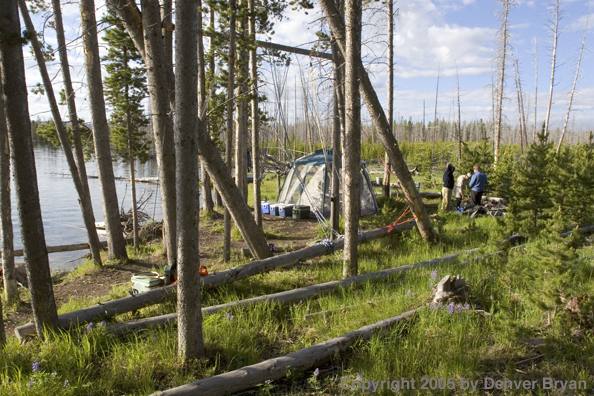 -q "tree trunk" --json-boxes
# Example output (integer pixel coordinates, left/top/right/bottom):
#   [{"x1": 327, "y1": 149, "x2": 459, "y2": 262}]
[
  {"x1": 513, "y1": 57, "x2": 524, "y2": 154},
  {"x1": 0, "y1": 67, "x2": 18, "y2": 304},
  {"x1": 330, "y1": 34, "x2": 343, "y2": 239},
  {"x1": 494, "y1": 0, "x2": 509, "y2": 165},
  {"x1": 128, "y1": 117, "x2": 140, "y2": 249},
  {"x1": 557, "y1": 15, "x2": 587, "y2": 153},
  {"x1": 141, "y1": 0, "x2": 176, "y2": 267},
  {"x1": 383, "y1": 0, "x2": 394, "y2": 198},
  {"x1": 533, "y1": 38, "x2": 538, "y2": 142},
  {"x1": 208, "y1": 7, "x2": 223, "y2": 211},
  {"x1": 224, "y1": 0, "x2": 237, "y2": 262},
  {"x1": 0, "y1": 0, "x2": 59, "y2": 335},
  {"x1": 175, "y1": 0, "x2": 205, "y2": 360},
  {"x1": 343, "y1": 0, "x2": 362, "y2": 278},
  {"x1": 80, "y1": 0, "x2": 128, "y2": 260},
  {"x1": 544, "y1": 0, "x2": 560, "y2": 137},
  {"x1": 319, "y1": 0, "x2": 438, "y2": 242},
  {"x1": 432, "y1": 64, "x2": 440, "y2": 159},
  {"x1": 52, "y1": 0, "x2": 103, "y2": 264},
  {"x1": 456, "y1": 66, "x2": 462, "y2": 162},
  {"x1": 249, "y1": 0, "x2": 262, "y2": 228},
  {"x1": 235, "y1": 5, "x2": 249, "y2": 202},
  {"x1": 516, "y1": 59, "x2": 528, "y2": 149},
  {"x1": 197, "y1": 4, "x2": 213, "y2": 214},
  {"x1": 24, "y1": 0, "x2": 104, "y2": 265},
  {"x1": 160, "y1": 0, "x2": 173, "y2": 67}
]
